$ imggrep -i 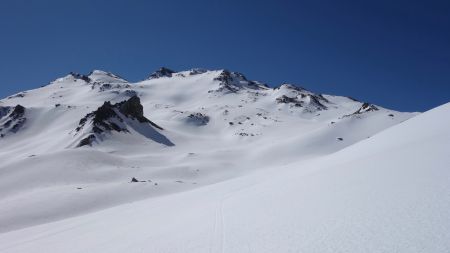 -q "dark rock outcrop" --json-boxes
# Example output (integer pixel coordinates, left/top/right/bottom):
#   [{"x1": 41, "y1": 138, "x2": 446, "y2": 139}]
[
  {"x1": 0, "y1": 105, "x2": 27, "y2": 137},
  {"x1": 81, "y1": 70, "x2": 130, "y2": 92},
  {"x1": 306, "y1": 94, "x2": 328, "y2": 111},
  {"x1": 189, "y1": 68, "x2": 207, "y2": 75},
  {"x1": 148, "y1": 67, "x2": 176, "y2": 79},
  {"x1": 210, "y1": 70, "x2": 268, "y2": 94},
  {"x1": 76, "y1": 96, "x2": 163, "y2": 135},
  {"x1": 7, "y1": 92, "x2": 27, "y2": 99},
  {"x1": 9, "y1": 105, "x2": 25, "y2": 120},
  {"x1": 276, "y1": 83, "x2": 307, "y2": 92},
  {"x1": 186, "y1": 113, "x2": 210, "y2": 126},
  {"x1": 118, "y1": 96, "x2": 148, "y2": 123},
  {"x1": 343, "y1": 102, "x2": 380, "y2": 118},
  {"x1": 275, "y1": 84, "x2": 328, "y2": 111},
  {"x1": 77, "y1": 134, "x2": 96, "y2": 147},
  {"x1": 75, "y1": 96, "x2": 172, "y2": 147},
  {"x1": 353, "y1": 103, "x2": 379, "y2": 114},
  {"x1": 70, "y1": 72, "x2": 91, "y2": 83},
  {"x1": 276, "y1": 95, "x2": 303, "y2": 107},
  {"x1": 276, "y1": 94, "x2": 327, "y2": 111}
]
